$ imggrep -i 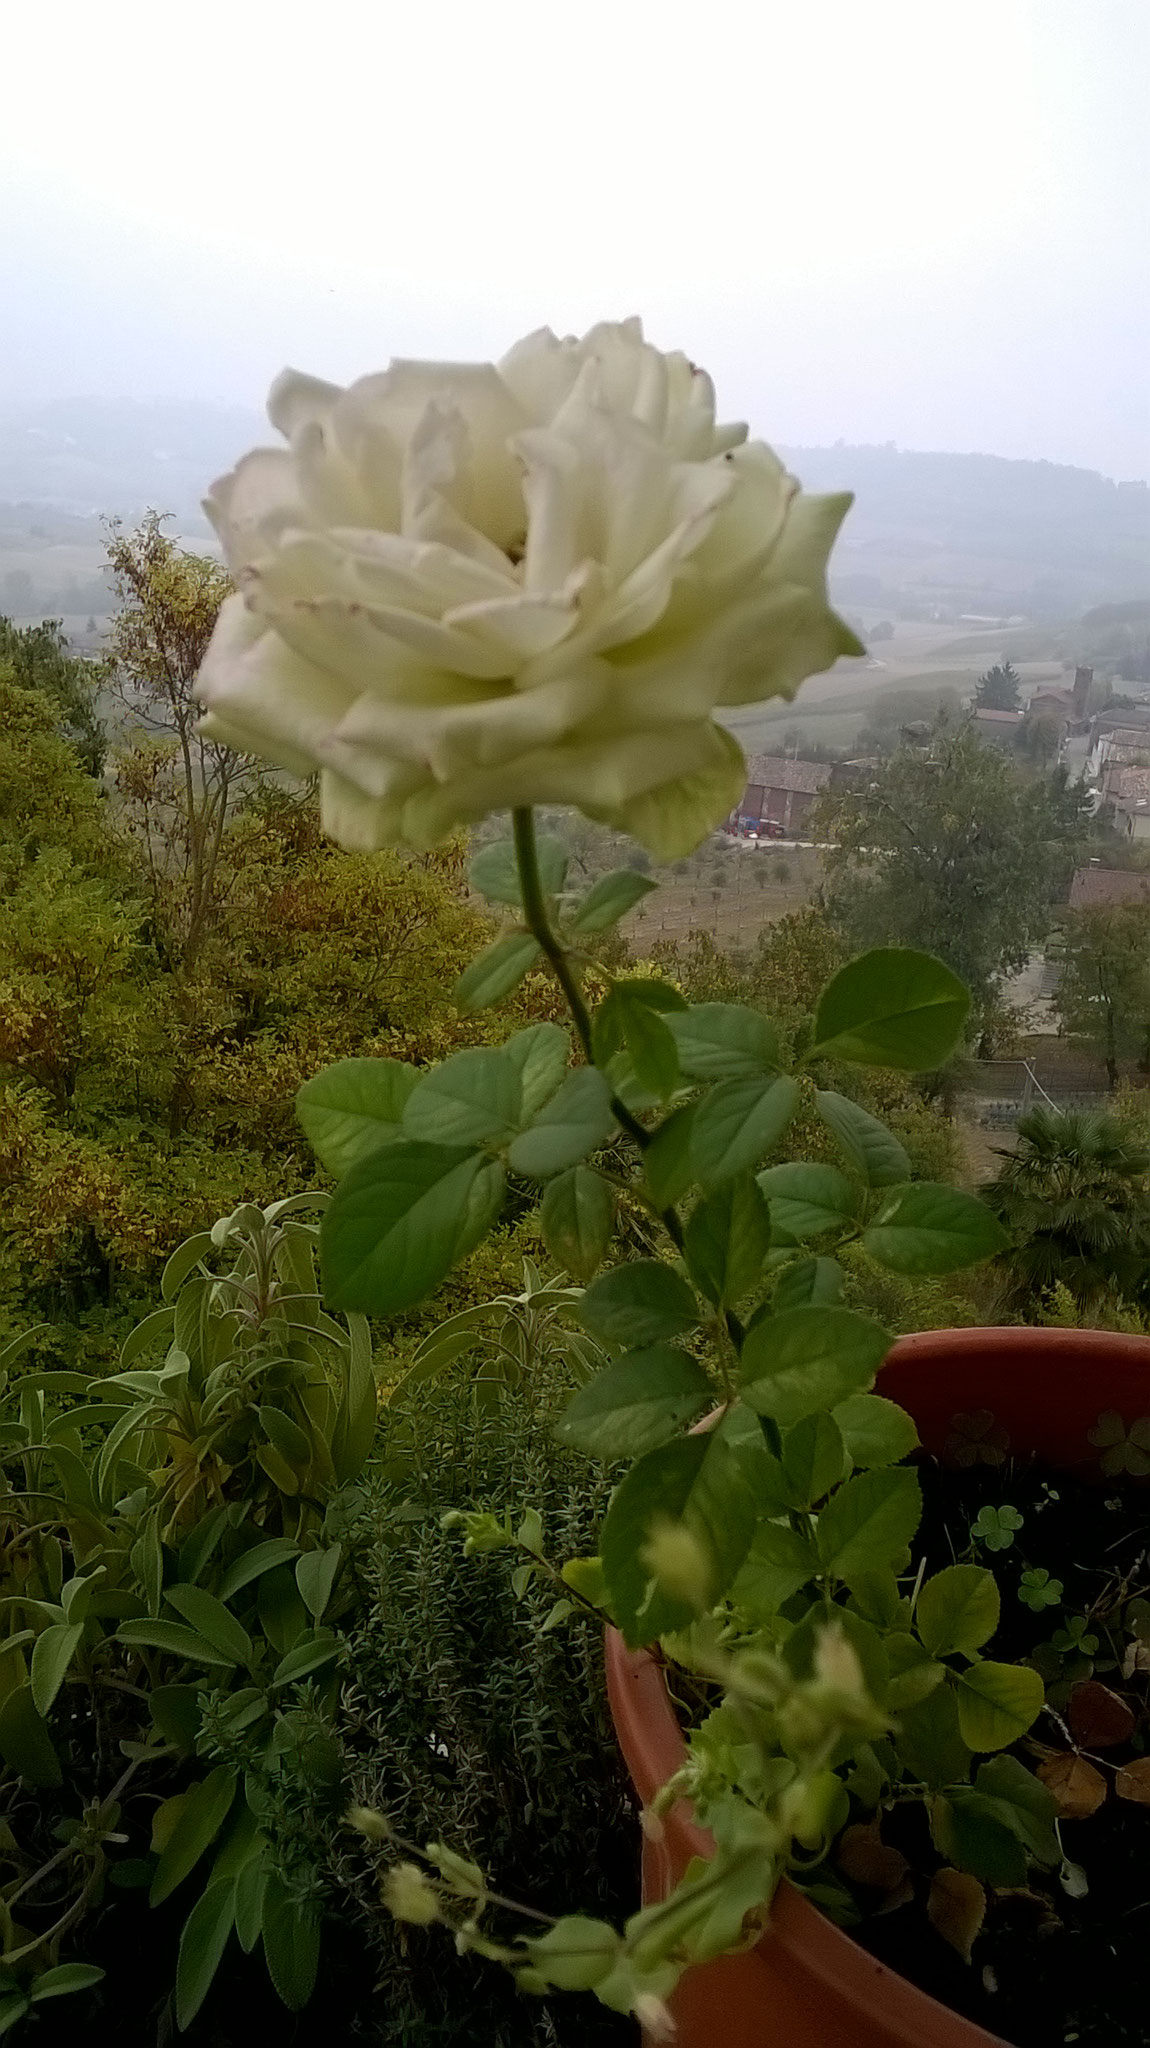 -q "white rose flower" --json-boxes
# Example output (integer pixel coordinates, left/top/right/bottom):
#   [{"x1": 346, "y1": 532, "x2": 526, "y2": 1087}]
[{"x1": 195, "y1": 318, "x2": 860, "y2": 859}]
